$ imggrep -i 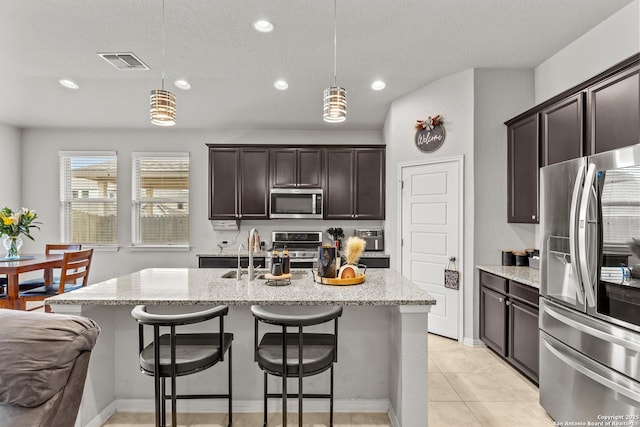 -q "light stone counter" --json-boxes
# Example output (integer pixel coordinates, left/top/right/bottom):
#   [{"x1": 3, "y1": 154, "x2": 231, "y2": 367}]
[
  {"x1": 46, "y1": 268, "x2": 434, "y2": 307},
  {"x1": 48, "y1": 268, "x2": 433, "y2": 427},
  {"x1": 476, "y1": 265, "x2": 540, "y2": 289}
]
